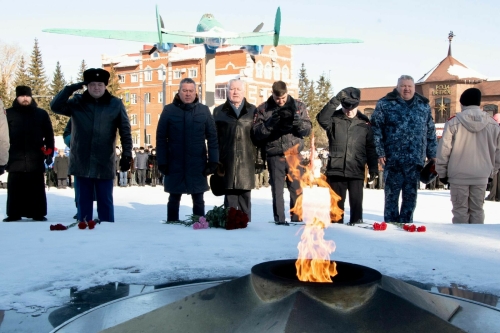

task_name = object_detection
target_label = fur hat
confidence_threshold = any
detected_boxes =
[460,88,481,107]
[16,86,32,97]
[83,68,110,86]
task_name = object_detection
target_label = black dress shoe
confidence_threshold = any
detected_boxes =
[32,217,47,221]
[73,214,78,219]
[3,216,21,222]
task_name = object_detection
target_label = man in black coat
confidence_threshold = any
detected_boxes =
[3,86,54,221]
[317,87,378,224]
[213,79,259,220]
[51,68,132,222]
[252,81,312,224]
[156,78,219,222]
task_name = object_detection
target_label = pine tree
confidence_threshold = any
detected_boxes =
[0,76,10,107]
[77,59,87,82]
[312,75,332,148]
[107,64,121,96]
[298,63,309,102]
[13,56,30,88]
[48,61,67,135]
[27,39,50,111]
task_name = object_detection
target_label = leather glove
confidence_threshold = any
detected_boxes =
[292,112,301,128]
[158,164,168,175]
[45,155,53,166]
[335,90,348,102]
[119,156,132,172]
[204,162,219,176]
[68,82,87,92]
[367,172,378,184]
[439,177,448,185]
[265,109,281,129]
[0,165,5,175]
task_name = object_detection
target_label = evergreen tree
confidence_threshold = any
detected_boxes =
[312,75,332,148]
[107,64,121,96]
[13,56,30,88]
[27,39,50,111]
[77,59,87,82]
[0,76,10,107]
[298,63,309,102]
[48,61,67,135]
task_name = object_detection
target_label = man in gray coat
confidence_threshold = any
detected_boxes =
[134,147,149,186]
[156,78,218,222]
[436,88,500,224]
[51,68,132,222]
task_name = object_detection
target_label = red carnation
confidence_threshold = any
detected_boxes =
[78,221,87,230]
[417,226,426,232]
[50,224,55,231]
[403,224,409,231]
[408,224,417,232]
[380,222,387,230]
[373,222,381,230]
[87,220,96,229]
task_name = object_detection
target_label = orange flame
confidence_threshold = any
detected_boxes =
[285,142,343,283]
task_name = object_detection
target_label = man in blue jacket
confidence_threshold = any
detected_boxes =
[51,68,132,222]
[371,75,437,223]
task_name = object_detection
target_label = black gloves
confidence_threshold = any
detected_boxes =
[367,172,378,184]
[265,109,281,129]
[292,112,301,128]
[45,155,53,166]
[204,162,219,176]
[68,82,87,92]
[158,164,168,175]
[0,165,5,175]
[488,177,493,184]
[119,156,132,172]
[439,177,448,185]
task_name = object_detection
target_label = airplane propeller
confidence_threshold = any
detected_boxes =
[253,22,264,33]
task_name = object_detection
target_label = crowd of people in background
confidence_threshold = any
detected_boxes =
[1,69,499,225]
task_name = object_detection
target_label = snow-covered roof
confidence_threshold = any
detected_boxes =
[101,54,141,68]
[417,55,487,84]
[215,74,240,84]
[168,46,205,62]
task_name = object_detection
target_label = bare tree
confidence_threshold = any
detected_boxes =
[0,40,24,96]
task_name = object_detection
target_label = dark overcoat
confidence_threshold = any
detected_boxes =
[50,88,132,180]
[213,99,257,190]
[156,95,218,194]
[53,155,70,179]
[6,99,54,173]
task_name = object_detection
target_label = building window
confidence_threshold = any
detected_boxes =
[188,69,198,78]
[282,66,290,81]
[215,84,227,100]
[130,114,137,125]
[131,74,138,82]
[273,64,281,80]
[158,92,163,104]
[158,67,165,80]
[255,62,263,78]
[364,108,374,119]
[145,134,151,145]
[484,104,498,117]
[151,52,159,58]
[132,134,139,145]
[144,67,152,81]
[131,94,137,104]
[145,93,151,103]
[118,74,125,83]
[434,97,450,123]
[264,63,272,79]
[124,92,130,104]
[146,113,151,125]
[173,70,181,79]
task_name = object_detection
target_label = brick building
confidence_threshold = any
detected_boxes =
[102,45,297,147]
[358,37,500,125]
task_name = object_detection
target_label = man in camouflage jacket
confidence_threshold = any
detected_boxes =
[371,75,437,223]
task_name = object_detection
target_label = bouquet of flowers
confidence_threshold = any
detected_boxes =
[165,205,249,230]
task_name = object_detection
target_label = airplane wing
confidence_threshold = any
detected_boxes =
[225,35,363,46]
[42,29,194,44]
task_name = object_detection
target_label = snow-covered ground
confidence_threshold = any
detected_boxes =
[0,185,499,314]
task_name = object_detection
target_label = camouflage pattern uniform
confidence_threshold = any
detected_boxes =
[371,89,437,222]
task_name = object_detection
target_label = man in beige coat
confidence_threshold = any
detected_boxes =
[0,98,9,175]
[436,88,500,224]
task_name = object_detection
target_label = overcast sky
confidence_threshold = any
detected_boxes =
[1,0,499,92]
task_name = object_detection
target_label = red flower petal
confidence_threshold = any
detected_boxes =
[50,225,55,231]
[417,226,426,232]
[78,222,87,230]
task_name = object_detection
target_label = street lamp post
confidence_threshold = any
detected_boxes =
[144,93,147,147]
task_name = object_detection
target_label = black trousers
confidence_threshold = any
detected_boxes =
[167,192,204,221]
[224,189,251,221]
[327,176,364,223]
[7,172,47,218]
[267,155,303,222]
